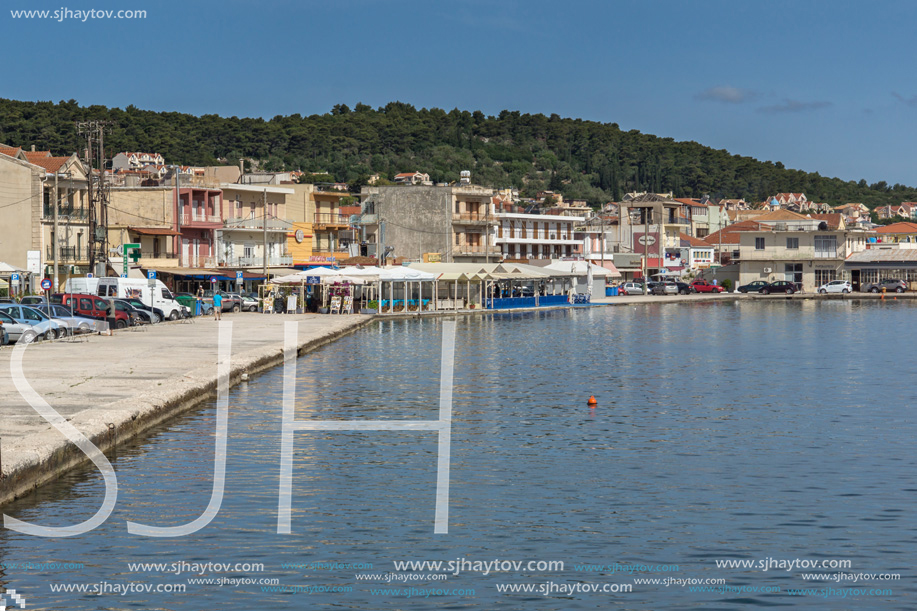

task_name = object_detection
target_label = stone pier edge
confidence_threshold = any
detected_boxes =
[0,316,377,509]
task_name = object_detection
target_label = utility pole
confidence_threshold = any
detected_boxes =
[53,172,59,292]
[174,167,182,266]
[262,188,268,279]
[643,206,649,295]
[76,120,113,276]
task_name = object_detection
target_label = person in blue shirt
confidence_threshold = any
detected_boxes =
[213,292,223,320]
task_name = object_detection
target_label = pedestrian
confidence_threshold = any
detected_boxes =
[105,298,116,336]
[213,291,223,321]
[196,284,204,316]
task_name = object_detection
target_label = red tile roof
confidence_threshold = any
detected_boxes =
[704,220,763,245]
[22,150,51,161]
[807,213,843,230]
[875,222,917,234]
[29,156,71,173]
[679,232,710,247]
[0,146,22,158]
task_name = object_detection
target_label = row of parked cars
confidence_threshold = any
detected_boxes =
[618,279,727,296]
[0,279,263,346]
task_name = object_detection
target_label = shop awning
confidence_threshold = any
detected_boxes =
[130,227,180,236]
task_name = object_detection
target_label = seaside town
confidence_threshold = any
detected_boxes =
[2,145,917,334]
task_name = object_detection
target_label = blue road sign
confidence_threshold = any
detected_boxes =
[120,274,128,279]
[235,271,243,280]
[147,270,156,280]
[40,278,52,290]
[11,273,19,282]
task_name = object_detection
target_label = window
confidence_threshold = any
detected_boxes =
[814,235,837,258]
[815,269,837,285]
[80,298,93,311]
[785,263,803,284]
[755,237,766,250]
[786,237,799,249]
[161,289,173,300]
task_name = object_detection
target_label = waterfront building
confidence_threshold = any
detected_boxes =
[219,184,294,268]
[0,147,90,290]
[359,184,499,263]
[737,211,870,291]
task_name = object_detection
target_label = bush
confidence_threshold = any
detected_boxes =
[722,279,733,292]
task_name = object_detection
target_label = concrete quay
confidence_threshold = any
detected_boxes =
[0,313,374,508]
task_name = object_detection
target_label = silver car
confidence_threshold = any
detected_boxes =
[817,280,852,294]
[621,282,647,295]
[0,304,67,339]
[35,303,98,333]
[0,310,40,343]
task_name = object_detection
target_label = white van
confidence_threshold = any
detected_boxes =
[96,277,184,320]
[64,277,100,296]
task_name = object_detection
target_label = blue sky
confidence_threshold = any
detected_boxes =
[4,0,917,186]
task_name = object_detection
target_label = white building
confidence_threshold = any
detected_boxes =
[492,211,584,260]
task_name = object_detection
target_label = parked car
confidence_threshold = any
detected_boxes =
[862,279,907,293]
[241,294,259,312]
[0,310,39,344]
[690,279,725,293]
[651,281,678,295]
[673,282,696,295]
[113,299,149,325]
[760,280,797,295]
[50,294,131,329]
[220,293,243,313]
[818,280,852,294]
[19,296,47,306]
[620,281,646,295]
[34,303,98,333]
[121,298,164,323]
[738,280,769,293]
[0,304,66,339]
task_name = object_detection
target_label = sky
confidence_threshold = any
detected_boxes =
[3,0,917,186]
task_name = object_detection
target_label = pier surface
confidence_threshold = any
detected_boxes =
[0,313,374,507]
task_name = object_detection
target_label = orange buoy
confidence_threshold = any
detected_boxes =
[587,395,598,406]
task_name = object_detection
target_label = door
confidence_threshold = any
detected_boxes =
[193,239,200,267]
[851,269,861,292]
[182,239,190,266]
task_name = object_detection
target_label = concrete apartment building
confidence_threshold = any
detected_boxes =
[0,147,90,291]
[737,211,870,290]
[360,184,498,263]
[493,208,585,260]
[219,183,294,268]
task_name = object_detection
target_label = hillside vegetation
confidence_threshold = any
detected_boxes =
[1,98,913,207]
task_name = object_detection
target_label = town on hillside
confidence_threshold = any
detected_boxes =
[2,145,917,305]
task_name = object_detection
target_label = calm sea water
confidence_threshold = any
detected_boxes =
[2,301,915,609]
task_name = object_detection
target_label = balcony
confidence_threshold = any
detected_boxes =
[46,246,91,262]
[180,212,221,225]
[741,247,843,261]
[358,213,378,225]
[453,244,500,256]
[223,255,293,267]
[43,206,89,221]
[221,217,290,231]
[452,212,492,225]
[313,213,351,229]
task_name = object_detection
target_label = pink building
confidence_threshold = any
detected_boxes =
[174,187,223,267]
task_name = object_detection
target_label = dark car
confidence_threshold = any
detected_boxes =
[862,279,907,293]
[19,296,47,305]
[760,280,796,295]
[738,280,769,293]
[123,298,165,323]
[221,293,243,313]
[673,282,695,295]
[111,299,146,325]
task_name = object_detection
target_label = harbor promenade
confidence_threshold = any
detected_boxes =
[0,313,374,507]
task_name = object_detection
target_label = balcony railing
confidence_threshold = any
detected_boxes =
[180,212,221,225]
[454,244,500,255]
[223,255,293,267]
[452,212,492,224]
[741,247,843,261]
[313,213,351,227]
[46,246,91,262]
[43,206,89,221]
[222,217,290,231]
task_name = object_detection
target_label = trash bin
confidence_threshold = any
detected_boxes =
[605,286,619,296]
[195,300,202,317]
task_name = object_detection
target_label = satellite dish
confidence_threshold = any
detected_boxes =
[116,245,124,256]
[818,221,828,230]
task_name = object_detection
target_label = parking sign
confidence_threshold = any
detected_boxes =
[11,273,19,283]
[235,271,243,281]
[147,270,156,280]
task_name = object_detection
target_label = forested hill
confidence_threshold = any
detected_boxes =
[1,97,913,207]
